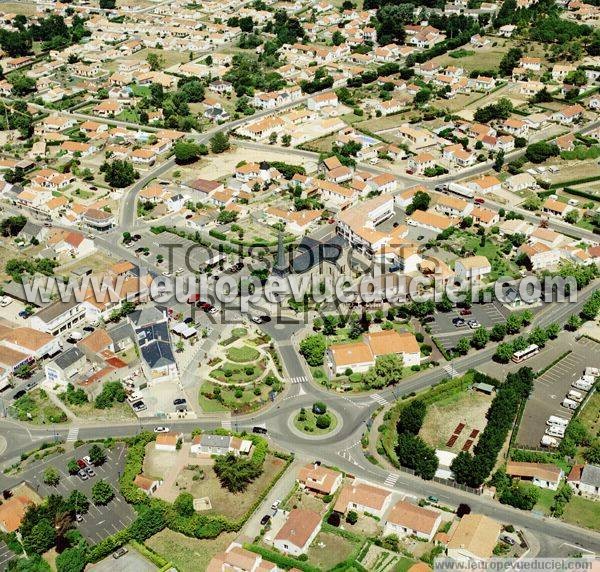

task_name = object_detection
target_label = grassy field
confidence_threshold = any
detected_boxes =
[577,391,600,438]
[1,2,39,15]
[210,360,265,383]
[11,389,67,424]
[306,531,359,570]
[226,345,260,363]
[562,496,600,531]
[146,529,237,572]
[533,488,556,515]
[419,390,492,453]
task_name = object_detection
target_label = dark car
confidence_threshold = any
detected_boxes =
[173,398,187,406]
[252,426,267,434]
[501,535,516,546]
[133,234,141,241]
[83,325,95,333]
[13,390,26,400]
[260,514,271,526]
[452,317,466,327]
[184,317,194,324]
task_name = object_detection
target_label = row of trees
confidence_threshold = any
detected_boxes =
[450,367,535,487]
[395,399,439,480]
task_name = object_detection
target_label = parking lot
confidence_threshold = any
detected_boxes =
[516,336,599,449]
[8,442,136,544]
[89,549,158,572]
[429,302,510,351]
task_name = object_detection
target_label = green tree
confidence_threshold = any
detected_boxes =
[364,353,403,388]
[89,444,107,466]
[346,510,358,524]
[174,141,207,164]
[146,52,165,71]
[173,492,195,517]
[470,328,490,349]
[455,337,470,355]
[490,323,507,342]
[23,518,56,555]
[566,314,582,331]
[91,480,115,505]
[299,334,327,366]
[210,131,230,154]
[405,191,431,215]
[56,540,87,572]
[99,0,116,7]
[43,466,60,486]
[67,459,80,475]
[66,490,89,515]
[213,453,262,492]
[100,160,138,188]
[493,342,514,363]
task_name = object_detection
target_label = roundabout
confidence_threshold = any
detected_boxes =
[287,403,343,440]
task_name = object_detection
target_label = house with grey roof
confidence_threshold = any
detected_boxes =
[19,221,48,244]
[568,464,600,498]
[44,346,86,390]
[129,305,177,384]
[190,434,253,456]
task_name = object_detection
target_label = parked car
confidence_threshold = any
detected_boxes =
[452,317,465,327]
[112,548,128,559]
[173,398,186,406]
[459,309,472,316]
[260,514,271,526]
[78,470,88,481]
[77,459,87,469]
[13,390,25,400]
[75,514,83,522]
[467,320,480,329]
[252,426,267,434]
[271,500,281,511]
[85,467,95,477]
[83,456,92,465]
[501,535,515,546]
[154,426,170,433]
[427,495,438,503]
[251,316,264,324]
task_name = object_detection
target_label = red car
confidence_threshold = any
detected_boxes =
[459,309,472,316]
[187,293,200,304]
[76,459,87,469]
[474,197,484,205]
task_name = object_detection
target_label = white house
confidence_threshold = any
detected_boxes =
[454,255,492,282]
[383,500,441,541]
[273,509,321,556]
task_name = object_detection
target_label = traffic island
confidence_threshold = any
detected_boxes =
[288,402,343,439]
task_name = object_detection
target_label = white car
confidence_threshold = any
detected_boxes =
[467,320,480,329]
[162,271,172,277]
[83,455,92,465]
[154,426,170,433]
[271,499,281,510]
[208,307,219,314]
[0,297,12,307]
[124,242,133,248]
[175,267,184,275]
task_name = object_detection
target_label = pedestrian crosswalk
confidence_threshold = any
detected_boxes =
[371,393,389,406]
[384,473,399,487]
[290,376,308,384]
[221,419,232,429]
[443,364,459,378]
[66,427,79,443]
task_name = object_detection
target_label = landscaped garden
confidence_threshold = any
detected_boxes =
[293,402,338,435]
[11,389,67,424]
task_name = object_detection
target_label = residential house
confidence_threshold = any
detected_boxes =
[333,481,393,518]
[298,463,342,495]
[155,432,180,452]
[567,464,600,499]
[454,255,491,282]
[133,474,162,496]
[191,434,252,456]
[446,514,501,561]
[30,299,86,336]
[273,509,321,557]
[505,461,563,490]
[384,501,441,541]
[44,346,87,390]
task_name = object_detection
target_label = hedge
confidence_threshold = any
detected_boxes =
[549,175,600,189]
[129,540,171,569]
[209,229,227,240]
[561,186,599,202]
[244,544,321,572]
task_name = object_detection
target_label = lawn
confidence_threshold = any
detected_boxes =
[180,455,285,520]
[12,389,67,424]
[419,389,492,452]
[146,529,237,572]
[294,408,338,435]
[533,488,556,515]
[210,360,265,383]
[306,531,359,570]
[562,496,600,531]
[578,391,600,438]
[199,380,276,414]
[226,345,260,363]
[198,393,228,413]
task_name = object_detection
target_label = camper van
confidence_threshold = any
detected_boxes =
[567,390,583,403]
[541,435,560,448]
[546,416,569,428]
[572,378,593,391]
[562,398,578,410]
[546,425,565,438]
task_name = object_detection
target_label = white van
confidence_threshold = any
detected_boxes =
[127,392,142,403]
[584,367,599,377]
[567,390,583,403]
[572,378,593,391]
[546,425,565,438]
[541,435,560,448]
[562,398,578,410]
[547,416,569,428]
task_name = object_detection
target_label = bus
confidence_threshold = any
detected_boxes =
[512,344,539,363]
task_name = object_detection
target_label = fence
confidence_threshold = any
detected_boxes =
[390,463,483,495]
